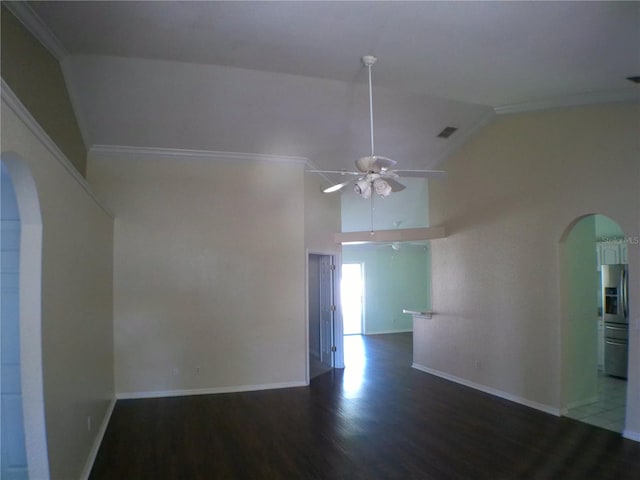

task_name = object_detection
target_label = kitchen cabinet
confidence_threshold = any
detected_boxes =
[620,243,628,264]
[596,241,628,269]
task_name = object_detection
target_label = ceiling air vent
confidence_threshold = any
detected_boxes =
[437,126,458,139]
[627,76,640,84]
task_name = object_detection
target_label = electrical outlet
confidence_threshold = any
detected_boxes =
[195,366,201,375]
[172,368,180,376]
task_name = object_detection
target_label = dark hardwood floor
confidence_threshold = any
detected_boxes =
[90,333,640,479]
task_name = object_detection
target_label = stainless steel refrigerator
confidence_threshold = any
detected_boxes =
[602,264,629,378]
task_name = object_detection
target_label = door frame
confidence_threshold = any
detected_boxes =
[305,250,344,384]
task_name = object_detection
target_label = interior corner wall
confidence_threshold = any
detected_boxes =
[1,5,87,176]
[87,153,307,396]
[304,173,341,255]
[419,103,640,420]
[2,101,114,479]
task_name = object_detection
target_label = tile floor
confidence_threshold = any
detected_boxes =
[566,372,627,433]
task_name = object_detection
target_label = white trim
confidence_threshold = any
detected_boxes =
[116,381,307,400]
[336,225,446,244]
[412,362,561,416]
[79,398,116,480]
[1,80,113,218]
[3,1,68,61]
[494,89,639,115]
[623,429,640,443]
[89,144,310,165]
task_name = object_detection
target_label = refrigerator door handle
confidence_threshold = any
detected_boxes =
[622,267,628,319]
[605,324,627,331]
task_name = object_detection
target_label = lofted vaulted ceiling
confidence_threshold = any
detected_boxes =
[9,1,640,173]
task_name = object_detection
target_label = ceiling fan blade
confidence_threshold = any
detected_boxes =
[384,178,406,192]
[307,170,360,175]
[355,155,397,173]
[323,179,355,193]
[393,169,447,178]
[372,156,397,171]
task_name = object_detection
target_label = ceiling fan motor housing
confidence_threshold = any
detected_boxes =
[362,55,377,67]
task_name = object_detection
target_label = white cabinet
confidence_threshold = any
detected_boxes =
[596,241,628,269]
[600,243,621,265]
[620,243,628,264]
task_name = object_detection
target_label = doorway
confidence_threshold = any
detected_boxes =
[1,162,28,478]
[1,156,49,478]
[341,263,364,335]
[308,253,336,379]
[561,214,628,433]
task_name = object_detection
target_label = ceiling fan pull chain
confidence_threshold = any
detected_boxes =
[370,192,374,234]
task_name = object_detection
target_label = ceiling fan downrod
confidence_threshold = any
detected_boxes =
[362,55,377,158]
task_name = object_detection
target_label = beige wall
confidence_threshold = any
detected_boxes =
[2,100,114,479]
[304,173,341,255]
[1,5,87,175]
[88,152,313,395]
[418,103,639,435]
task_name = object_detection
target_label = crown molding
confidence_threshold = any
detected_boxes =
[89,144,310,165]
[1,79,113,218]
[3,1,68,61]
[494,88,640,115]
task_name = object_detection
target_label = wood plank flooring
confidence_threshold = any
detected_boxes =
[90,333,640,479]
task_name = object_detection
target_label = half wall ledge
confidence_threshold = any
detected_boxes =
[335,225,446,245]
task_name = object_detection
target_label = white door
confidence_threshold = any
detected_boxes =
[319,255,335,368]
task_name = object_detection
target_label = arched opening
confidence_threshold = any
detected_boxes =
[1,154,49,478]
[560,213,629,433]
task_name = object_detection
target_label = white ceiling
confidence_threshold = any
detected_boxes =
[11,1,640,172]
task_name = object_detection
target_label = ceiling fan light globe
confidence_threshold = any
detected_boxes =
[373,178,392,197]
[354,180,371,198]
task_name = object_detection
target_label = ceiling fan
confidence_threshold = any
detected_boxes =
[308,55,446,198]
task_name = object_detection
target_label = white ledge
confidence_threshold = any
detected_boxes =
[336,225,446,244]
[403,309,434,319]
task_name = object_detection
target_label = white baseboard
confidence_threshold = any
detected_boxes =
[80,397,116,480]
[412,363,561,416]
[116,380,307,400]
[623,429,640,442]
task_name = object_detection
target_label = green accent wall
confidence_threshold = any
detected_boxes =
[563,215,598,407]
[1,6,86,175]
[343,243,431,334]
[595,214,624,241]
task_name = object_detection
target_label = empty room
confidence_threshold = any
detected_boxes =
[1,1,640,479]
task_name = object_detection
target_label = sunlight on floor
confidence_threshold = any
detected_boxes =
[343,335,366,398]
